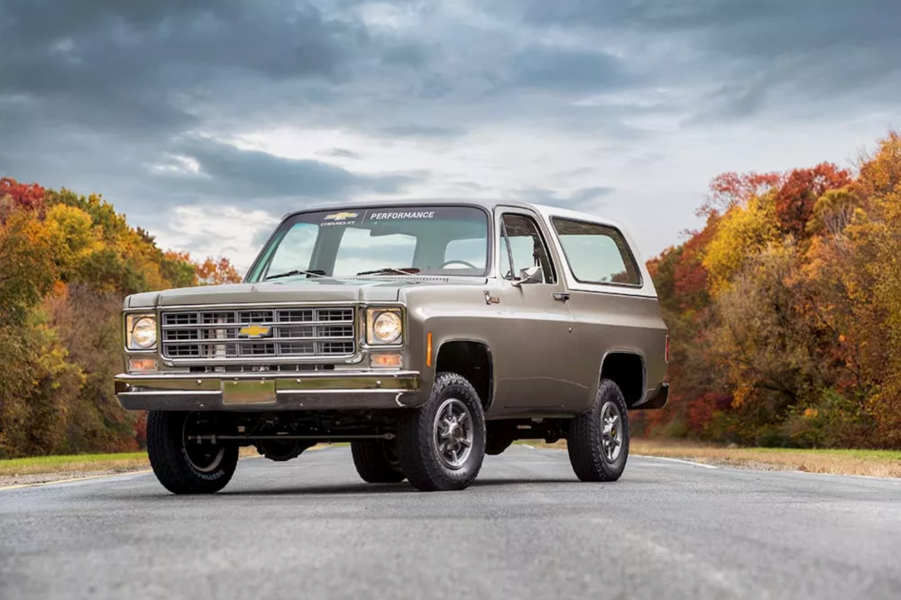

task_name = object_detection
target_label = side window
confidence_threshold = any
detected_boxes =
[500,213,556,284]
[552,218,641,286]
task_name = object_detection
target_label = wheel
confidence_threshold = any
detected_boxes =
[351,440,406,483]
[397,372,486,491]
[567,379,630,482]
[146,411,239,494]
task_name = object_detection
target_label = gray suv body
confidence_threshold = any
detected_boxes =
[116,200,668,492]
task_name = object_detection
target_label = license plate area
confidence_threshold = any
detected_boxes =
[222,379,277,405]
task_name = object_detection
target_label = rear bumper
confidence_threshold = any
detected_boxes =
[114,371,423,412]
[631,382,669,410]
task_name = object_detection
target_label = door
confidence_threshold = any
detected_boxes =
[492,209,581,414]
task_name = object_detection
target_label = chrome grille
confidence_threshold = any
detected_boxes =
[161,307,356,360]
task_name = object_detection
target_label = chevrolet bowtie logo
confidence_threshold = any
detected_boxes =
[238,325,272,339]
[324,211,359,221]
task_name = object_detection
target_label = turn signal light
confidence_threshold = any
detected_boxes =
[371,353,403,368]
[128,358,158,373]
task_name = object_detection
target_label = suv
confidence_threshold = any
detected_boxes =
[116,201,668,493]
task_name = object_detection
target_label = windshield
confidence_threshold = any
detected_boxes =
[248,205,490,281]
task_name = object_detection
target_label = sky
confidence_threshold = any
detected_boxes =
[2,0,900,270]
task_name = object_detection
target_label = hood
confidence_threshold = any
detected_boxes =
[124,276,485,309]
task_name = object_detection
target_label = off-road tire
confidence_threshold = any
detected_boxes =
[147,411,238,494]
[567,379,630,482]
[397,372,486,491]
[351,440,406,483]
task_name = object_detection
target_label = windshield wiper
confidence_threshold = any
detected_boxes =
[355,267,421,276]
[265,269,327,281]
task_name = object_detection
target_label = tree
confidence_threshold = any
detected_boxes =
[702,194,779,295]
[195,256,242,285]
[698,171,783,217]
[773,163,851,238]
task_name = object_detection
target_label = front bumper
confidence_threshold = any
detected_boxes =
[115,371,423,412]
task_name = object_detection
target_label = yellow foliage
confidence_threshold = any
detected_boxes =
[702,194,779,295]
[45,204,104,271]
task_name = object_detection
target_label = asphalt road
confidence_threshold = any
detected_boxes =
[1,446,900,600]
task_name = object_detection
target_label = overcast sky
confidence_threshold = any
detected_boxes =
[2,0,899,269]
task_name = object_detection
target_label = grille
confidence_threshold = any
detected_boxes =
[160,307,356,360]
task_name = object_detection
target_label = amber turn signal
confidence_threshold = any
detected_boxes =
[370,353,403,368]
[128,358,158,373]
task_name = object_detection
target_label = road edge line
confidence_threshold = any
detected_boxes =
[0,469,154,491]
[634,454,719,469]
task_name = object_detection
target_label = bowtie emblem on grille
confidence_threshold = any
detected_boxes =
[238,325,273,339]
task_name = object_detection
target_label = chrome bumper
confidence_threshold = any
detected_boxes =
[114,371,423,412]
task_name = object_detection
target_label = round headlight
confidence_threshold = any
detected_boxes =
[372,311,402,344]
[132,317,157,349]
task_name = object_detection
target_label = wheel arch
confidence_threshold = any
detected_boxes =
[598,350,647,409]
[434,338,494,410]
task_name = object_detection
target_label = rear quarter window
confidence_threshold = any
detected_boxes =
[551,218,642,286]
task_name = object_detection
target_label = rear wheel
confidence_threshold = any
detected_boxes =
[567,379,630,482]
[351,440,406,483]
[397,372,486,491]
[147,411,238,494]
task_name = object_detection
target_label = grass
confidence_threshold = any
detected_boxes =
[522,439,901,478]
[630,439,901,478]
[0,447,263,479]
[0,452,150,477]
[4,440,899,480]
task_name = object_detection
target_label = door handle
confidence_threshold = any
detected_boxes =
[552,292,570,302]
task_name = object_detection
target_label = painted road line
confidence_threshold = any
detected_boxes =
[0,454,267,492]
[0,469,154,491]
[634,454,719,469]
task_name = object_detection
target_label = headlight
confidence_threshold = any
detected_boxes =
[366,308,403,345]
[126,314,157,350]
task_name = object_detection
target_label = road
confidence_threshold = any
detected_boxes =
[1,446,900,600]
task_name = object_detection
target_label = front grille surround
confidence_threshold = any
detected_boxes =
[160,306,357,361]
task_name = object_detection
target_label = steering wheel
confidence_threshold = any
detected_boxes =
[441,259,478,269]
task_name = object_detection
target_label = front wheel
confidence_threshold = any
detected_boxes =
[146,411,239,494]
[397,372,486,491]
[567,379,630,482]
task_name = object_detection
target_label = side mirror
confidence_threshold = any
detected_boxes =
[512,266,543,287]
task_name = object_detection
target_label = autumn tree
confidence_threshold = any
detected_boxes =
[0,178,245,457]
[773,163,851,238]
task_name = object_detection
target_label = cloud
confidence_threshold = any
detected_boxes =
[320,148,363,160]
[515,186,616,208]
[1,0,900,265]
[154,137,415,203]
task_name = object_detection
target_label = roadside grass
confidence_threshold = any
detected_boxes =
[520,439,901,478]
[0,452,149,477]
[630,439,901,478]
[0,447,263,479]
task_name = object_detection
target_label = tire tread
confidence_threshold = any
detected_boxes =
[567,379,630,482]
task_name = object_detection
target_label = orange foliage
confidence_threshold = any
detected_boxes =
[0,177,244,457]
[196,256,242,285]
[646,133,901,449]
[773,163,851,238]
[0,177,46,212]
[699,171,783,217]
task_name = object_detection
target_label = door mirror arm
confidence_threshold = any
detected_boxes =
[511,266,543,287]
